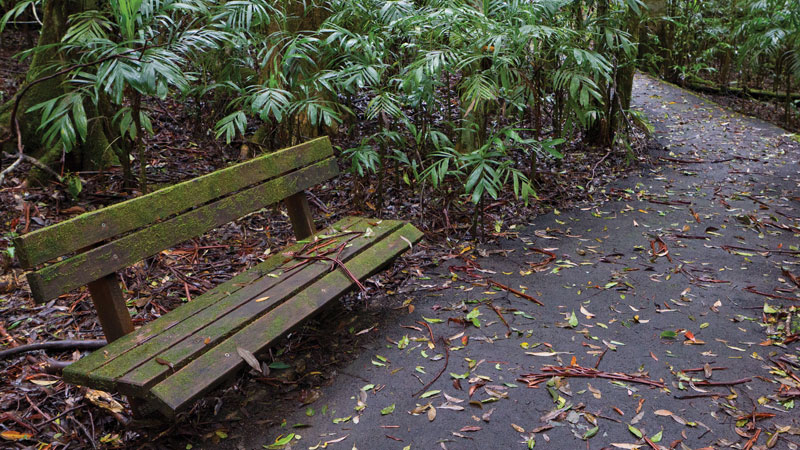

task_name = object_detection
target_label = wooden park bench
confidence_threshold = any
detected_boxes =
[12,136,422,417]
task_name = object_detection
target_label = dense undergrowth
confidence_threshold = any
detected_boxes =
[0,0,649,239]
[640,0,800,128]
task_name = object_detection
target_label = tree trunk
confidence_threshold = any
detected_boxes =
[0,0,118,182]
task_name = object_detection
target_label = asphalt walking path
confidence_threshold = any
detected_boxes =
[224,75,800,450]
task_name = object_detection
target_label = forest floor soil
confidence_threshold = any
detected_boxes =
[213,74,800,450]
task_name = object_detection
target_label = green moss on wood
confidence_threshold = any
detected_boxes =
[26,157,338,302]
[114,220,403,393]
[14,136,335,269]
[65,216,363,382]
[148,223,422,413]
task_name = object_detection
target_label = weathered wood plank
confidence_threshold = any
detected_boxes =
[284,192,315,240]
[113,220,405,395]
[87,273,134,342]
[13,137,335,269]
[63,216,363,388]
[149,224,423,415]
[27,158,338,303]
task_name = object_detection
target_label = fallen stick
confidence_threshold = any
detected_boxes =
[520,365,666,389]
[744,286,798,301]
[693,378,751,386]
[0,340,107,359]
[42,357,71,374]
[681,366,728,373]
[659,156,758,164]
[674,393,724,399]
[526,248,556,270]
[488,302,511,337]
[417,320,436,346]
[644,436,660,450]
[722,244,800,255]
[743,428,761,450]
[594,348,608,369]
[736,412,775,421]
[487,279,543,306]
[413,337,449,397]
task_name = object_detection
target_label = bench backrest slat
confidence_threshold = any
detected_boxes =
[15,137,338,303]
[14,137,334,269]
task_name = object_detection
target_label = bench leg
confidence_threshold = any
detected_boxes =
[87,273,134,343]
[284,191,316,240]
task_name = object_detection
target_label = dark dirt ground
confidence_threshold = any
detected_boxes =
[202,74,800,450]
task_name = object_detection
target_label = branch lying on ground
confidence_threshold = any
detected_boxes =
[1,151,63,185]
[412,337,449,397]
[520,364,667,389]
[487,279,543,306]
[0,339,107,359]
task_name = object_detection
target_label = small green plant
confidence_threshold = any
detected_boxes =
[63,173,83,201]
[2,231,18,260]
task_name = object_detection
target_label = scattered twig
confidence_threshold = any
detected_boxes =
[526,248,556,271]
[744,286,798,301]
[650,236,672,262]
[674,393,724,399]
[1,151,63,184]
[594,348,608,369]
[0,340,107,359]
[647,198,691,206]
[722,244,800,255]
[487,302,511,337]
[644,436,660,450]
[520,365,666,389]
[416,320,436,346]
[589,150,612,183]
[0,412,38,434]
[735,412,775,422]
[487,279,543,306]
[693,378,751,386]
[658,155,758,164]
[412,337,449,397]
[743,428,761,450]
[34,405,86,431]
[681,366,727,373]
[42,357,71,374]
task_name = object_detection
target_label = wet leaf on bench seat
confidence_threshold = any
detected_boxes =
[236,346,262,374]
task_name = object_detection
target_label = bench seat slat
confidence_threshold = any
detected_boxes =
[149,223,423,415]
[28,157,338,303]
[63,216,363,388]
[87,220,404,393]
[14,137,334,269]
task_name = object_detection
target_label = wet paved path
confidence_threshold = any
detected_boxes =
[224,75,800,449]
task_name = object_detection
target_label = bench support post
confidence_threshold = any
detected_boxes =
[284,191,315,240]
[87,273,134,342]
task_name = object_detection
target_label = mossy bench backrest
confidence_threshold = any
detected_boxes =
[13,137,337,339]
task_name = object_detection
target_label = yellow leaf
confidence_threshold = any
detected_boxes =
[1,431,33,441]
[85,388,124,414]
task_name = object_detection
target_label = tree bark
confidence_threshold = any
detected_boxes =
[0,0,117,182]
